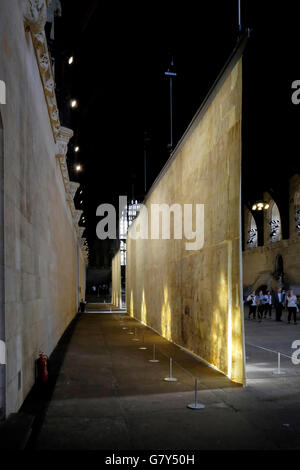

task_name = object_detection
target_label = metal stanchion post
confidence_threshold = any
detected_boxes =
[164,357,177,382]
[138,333,147,350]
[132,327,139,341]
[187,378,205,409]
[273,352,286,375]
[149,344,159,363]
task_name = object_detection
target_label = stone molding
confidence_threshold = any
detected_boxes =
[23,0,50,34]
[23,1,88,263]
[78,227,85,238]
[55,128,74,199]
[73,209,83,225]
[23,0,60,140]
[55,126,88,262]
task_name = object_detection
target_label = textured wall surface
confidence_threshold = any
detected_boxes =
[243,239,300,289]
[126,58,245,384]
[112,252,121,307]
[243,174,300,290]
[79,250,86,303]
[0,2,83,415]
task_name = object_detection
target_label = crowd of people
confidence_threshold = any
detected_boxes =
[246,287,300,324]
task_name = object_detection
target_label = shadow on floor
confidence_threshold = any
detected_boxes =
[19,314,80,449]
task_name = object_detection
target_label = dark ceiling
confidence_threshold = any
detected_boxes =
[53,1,300,264]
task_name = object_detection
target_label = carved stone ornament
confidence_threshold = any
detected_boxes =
[24,0,60,140]
[23,0,49,35]
[80,238,86,247]
[69,182,80,200]
[32,32,45,49]
[39,53,49,72]
[56,127,73,158]
[44,79,54,96]
[78,227,85,238]
[73,210,83,225]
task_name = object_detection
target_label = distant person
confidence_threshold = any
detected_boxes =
[264,290,273,318]
[274,287,285,322]
[247,291,257,320]
[257,290,265,322]
[286,289,298,324]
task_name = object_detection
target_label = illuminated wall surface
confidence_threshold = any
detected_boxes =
[0,1,87,415]
[126,57,245,384]
[112,252,121,307]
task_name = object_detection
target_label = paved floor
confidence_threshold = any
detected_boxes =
[244,304,300,379]
[14,307,300,450]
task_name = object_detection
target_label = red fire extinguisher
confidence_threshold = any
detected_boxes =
[36,352,48,385]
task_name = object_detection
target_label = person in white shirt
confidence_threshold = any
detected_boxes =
[263,290,273,318]
[286,289,298,324]
[257,290,265,322]
[247,290,257,320]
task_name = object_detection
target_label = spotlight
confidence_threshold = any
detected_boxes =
[75,164,82,172]
[75,146,79,152]
[70,99,78,109]
[68,56,74,65]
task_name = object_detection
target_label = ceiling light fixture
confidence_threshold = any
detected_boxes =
[70,99,78,108]
[252,201,269,211]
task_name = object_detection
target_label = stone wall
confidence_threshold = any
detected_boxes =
[126,55,245,384]
[112,252,121,308]
[243,239,300,291]
[243,174,300,292]
[0,1,87,416]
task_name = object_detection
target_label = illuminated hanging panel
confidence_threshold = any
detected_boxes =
[126,46,246,384]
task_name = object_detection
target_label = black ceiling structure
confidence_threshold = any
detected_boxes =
[51,1,300,265]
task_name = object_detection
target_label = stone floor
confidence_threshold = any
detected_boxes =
[2,305,300,450]
[244,304,300,379]
[3,306,299,450]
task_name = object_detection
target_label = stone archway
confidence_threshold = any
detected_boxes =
[0,112,5,419]
[270,202,281,242]
[245,210,258,249]
[264,199,282,244]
